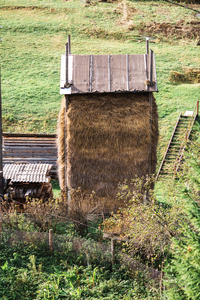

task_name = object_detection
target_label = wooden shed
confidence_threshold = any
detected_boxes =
[3,163,53,201]
[57,39,158,211]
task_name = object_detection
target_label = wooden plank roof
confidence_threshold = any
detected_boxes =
[60,53,157,95]
[2,134,57,167]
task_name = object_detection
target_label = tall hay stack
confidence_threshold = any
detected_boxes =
[57,92,158,210]
[57,50,158,211]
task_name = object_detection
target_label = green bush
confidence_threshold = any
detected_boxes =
[165,198,200,299]
[164,138,200,299]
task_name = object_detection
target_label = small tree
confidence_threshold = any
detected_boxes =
[103,176,182,264]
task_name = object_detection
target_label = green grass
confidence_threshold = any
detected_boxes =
[0,214,158,299]
[1,0,199,138]
[0,3,199,297]
[0,0,199,191]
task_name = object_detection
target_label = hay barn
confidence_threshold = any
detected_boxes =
[57,40,158,210]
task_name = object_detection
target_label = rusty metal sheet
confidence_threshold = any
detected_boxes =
[3,163,52,183]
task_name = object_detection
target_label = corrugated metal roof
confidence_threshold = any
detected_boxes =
[60,54,157,95]
[3,163,52,183]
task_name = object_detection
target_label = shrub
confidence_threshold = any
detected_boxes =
[103,176,183,264]
[164,138,200,299]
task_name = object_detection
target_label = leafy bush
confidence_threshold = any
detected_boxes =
[165,198,200,300]
[103,176,183,264]
[164,138,200,299]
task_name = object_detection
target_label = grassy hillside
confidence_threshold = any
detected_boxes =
[0,2,200,298]
[0,0,199,161]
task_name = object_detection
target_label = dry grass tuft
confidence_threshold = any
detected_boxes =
[137,19,200,41]
[169,68,200,84]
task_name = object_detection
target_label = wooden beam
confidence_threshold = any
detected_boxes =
[49,229,53,251]
[65,43,68,88]
[111,238,115,266]
[148,92,153,176]
[0,68,3,197]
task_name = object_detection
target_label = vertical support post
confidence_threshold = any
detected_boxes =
[65,43,68,88]
[49,229,53,252]
[0,68,3,198]
[64,95,71,211]
[111,238,115,266]
[150,49,153,86]
[148,92,153,176]
[68,35,71,55]
[146,37,149,54]
[144,54,148,91]
[159,261,164,296]
[0,221,2,244]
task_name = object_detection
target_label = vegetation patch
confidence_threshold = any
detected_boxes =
[81,26,126,40]
[169,67,200,84]
[137,19,200,41]
[0,5,71,13]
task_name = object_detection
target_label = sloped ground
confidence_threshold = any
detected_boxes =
[138,19,200,41]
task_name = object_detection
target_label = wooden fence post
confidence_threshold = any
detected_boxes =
[111,238,115,266]
[0,69,3,198]
[49,229,53,252]
[0,221,2,244]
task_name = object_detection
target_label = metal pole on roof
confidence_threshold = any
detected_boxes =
[0,67,3,198]
[150,49,154,85]
[65,43,68,88]
[146,37,149,55]
[68,35,71,55]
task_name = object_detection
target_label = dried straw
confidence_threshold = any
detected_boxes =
[57,92,158,208]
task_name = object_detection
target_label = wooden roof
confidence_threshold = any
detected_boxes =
[60,53,157,95]
[3,163,52,183]
[2,133,57,167]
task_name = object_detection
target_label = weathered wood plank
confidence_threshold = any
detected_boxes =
[129,55,146,91]
[72,55,90,93]
[110,55,127,91]
[92,55,109,92]
[2,134,58,168]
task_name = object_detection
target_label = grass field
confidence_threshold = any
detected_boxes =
[0,2,200,298]
[1,1,199,147]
